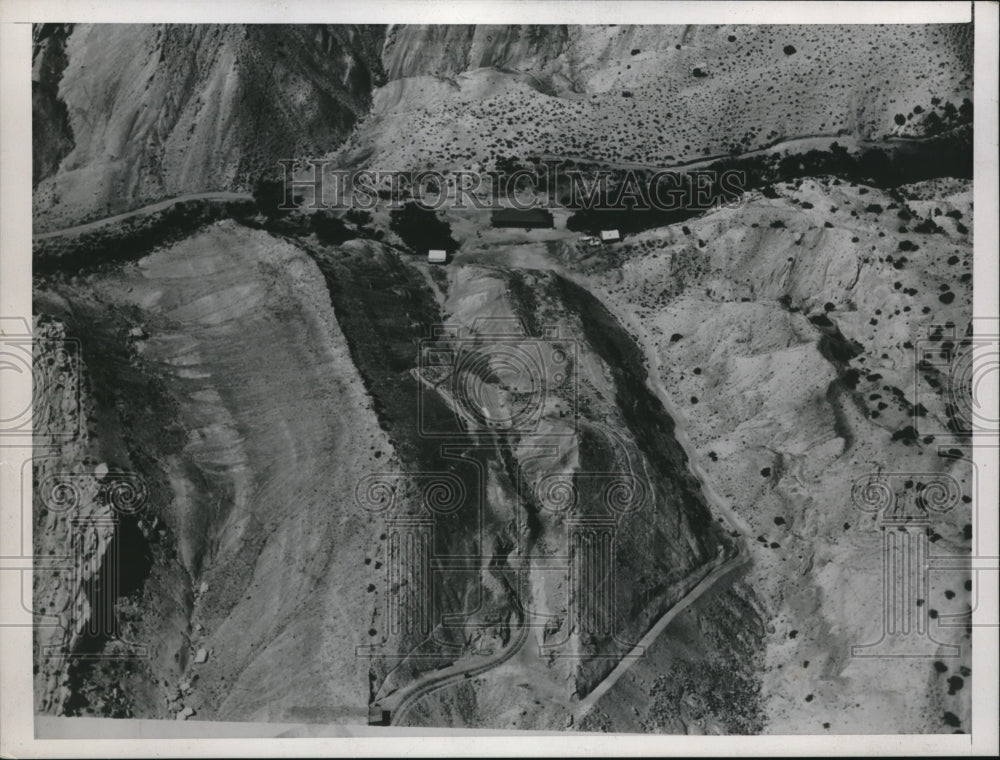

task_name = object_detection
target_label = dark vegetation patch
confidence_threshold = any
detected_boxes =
[34,199,257,275]
[389,202,458,252]
[563,131,970,237]
[309,210,356,245]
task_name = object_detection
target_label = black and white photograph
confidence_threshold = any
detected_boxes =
[1,1,997,755]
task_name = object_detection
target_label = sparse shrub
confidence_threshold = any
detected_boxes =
[891,425,920,445]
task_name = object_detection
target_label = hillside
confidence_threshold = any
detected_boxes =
[341,24,971,174]
[562,175,974,733]
[33,24,972,229]
[32,23,385,232]
[30,21,975,735]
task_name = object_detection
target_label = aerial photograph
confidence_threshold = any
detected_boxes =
[28,19,977,735]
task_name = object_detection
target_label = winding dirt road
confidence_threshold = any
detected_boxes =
[371,256,755,727]
[375,617,532,726]
[34,192,253,240]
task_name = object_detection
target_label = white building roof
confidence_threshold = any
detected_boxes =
[427,249,447,263]
[600,229,621,241]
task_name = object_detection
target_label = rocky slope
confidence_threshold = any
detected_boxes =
[34,222,395,721]
[31,22,975,734]
[32,220,744,725]
[567,175,974,733]
[32,24,385,232]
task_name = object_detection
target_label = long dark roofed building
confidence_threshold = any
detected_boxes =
[490,208,554,229]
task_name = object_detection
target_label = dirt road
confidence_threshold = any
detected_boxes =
[34,192,253,240]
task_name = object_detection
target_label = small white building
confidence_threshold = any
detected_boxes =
[600,229,621,243]
[427,249,447,264]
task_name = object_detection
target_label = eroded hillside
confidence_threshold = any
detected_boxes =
[33,219,748,726]
[31,21,976,735]
[561,176,975,733]
[32,24,385,231]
